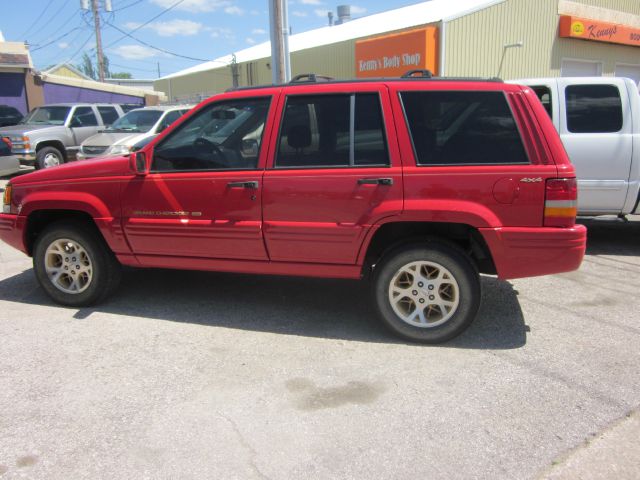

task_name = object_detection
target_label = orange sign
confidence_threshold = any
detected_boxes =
[559,15,640,47]
[355,27,439,78]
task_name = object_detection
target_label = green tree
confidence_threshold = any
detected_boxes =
[110,72,133,79]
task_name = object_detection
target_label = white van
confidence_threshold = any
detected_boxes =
[512,77,640,217]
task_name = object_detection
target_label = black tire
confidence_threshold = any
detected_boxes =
[33,222,122,307]
[36,146,64,169]
[372,241,481,343]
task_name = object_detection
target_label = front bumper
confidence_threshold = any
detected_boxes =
[14,151,36,166]
[480,225,587,280]
[0,214,28,254]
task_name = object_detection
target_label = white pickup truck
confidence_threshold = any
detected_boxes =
[512,77,640,217]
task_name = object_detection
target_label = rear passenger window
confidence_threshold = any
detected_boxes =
[531,86,553,118]
[565,85,623,133]
[276,93,389,168]
[97,106,119,126]
[400,91,529,165]
[70,107,98,127]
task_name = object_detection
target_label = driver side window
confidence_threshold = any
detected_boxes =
[152,97,271,172]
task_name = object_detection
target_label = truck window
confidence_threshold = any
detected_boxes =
[565,85,623,133]
[276,93,389,168]
[531,86,553,118]
[70,107,98,127]
[400,91,529,165]
[97,106,119,126]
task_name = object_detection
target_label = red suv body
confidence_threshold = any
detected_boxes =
[0,77,586,342]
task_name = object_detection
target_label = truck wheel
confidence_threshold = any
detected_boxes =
[33,222,122,307]
[36,146,64,169]
[372,242,481,343]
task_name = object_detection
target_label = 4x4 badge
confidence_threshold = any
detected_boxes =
[520,177,543,183]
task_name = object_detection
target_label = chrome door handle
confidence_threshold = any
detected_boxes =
[358,178,393,186]
[227,181,259,189]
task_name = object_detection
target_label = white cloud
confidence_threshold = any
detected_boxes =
[112,45,160,60]
[251,28,266,35]
[351,5,367,14]
[208,27,233,39]
[148,19,203,36]
[300,0,323,4]
[291,10,308,17]
[150,0,231,13]
[224,5,244,15]
[314,8,329,17]
[124,21,142,30]
[58,42,69,49]
[246,37,256,45]
[249,9,260,15]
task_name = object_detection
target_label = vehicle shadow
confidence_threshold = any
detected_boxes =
[0,268,527,349]
[580,216,640,256]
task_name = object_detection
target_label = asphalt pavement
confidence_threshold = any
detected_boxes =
[0,175,638,479]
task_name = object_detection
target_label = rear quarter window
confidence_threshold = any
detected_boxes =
[400,90,529,165]
[565,84,623,133]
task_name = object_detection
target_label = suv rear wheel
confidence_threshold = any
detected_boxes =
[36,146,64,169]
[373,242,481,343]
[33,222,122,306]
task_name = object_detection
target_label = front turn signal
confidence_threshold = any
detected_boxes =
[2,184,12,214]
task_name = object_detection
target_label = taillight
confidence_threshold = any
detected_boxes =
[544,178,577,227]
[1,137,11,149]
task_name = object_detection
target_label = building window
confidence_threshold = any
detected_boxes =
[565,85,623,133]
[561,59,602,77]
[400,90,529,166]
[275,93,389,168]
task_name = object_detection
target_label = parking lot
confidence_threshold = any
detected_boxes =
[0,175,638,480]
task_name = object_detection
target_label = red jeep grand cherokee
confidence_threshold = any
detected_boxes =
[0,73,586,343]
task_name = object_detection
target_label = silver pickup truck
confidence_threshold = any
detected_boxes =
[0,103,126,169]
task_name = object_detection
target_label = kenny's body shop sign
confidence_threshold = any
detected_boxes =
[355,27,439,78]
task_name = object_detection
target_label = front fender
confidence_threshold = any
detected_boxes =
[19,191,112,218]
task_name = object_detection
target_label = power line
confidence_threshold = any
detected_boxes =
[20,0,58,39]
[31,27,83,52]
[27,0,75,45]
[105,21,218,63]
[112,0,144,12]
[104,0,187,49]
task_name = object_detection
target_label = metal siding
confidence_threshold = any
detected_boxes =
[0,72,27,114]
[446,0,640,80]
[42,82,144,105]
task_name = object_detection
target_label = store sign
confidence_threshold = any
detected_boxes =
[559,15,640,47]
[355,27,439,78]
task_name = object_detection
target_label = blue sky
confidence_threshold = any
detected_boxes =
[1,0,420,78]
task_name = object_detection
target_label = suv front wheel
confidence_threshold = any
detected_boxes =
[373,242,481,343]
[36,146,64,169]
[33,222,122,306]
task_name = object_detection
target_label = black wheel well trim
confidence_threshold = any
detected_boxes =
[35,141,67,156]
[361,221,496,277]
[25,209,103,256]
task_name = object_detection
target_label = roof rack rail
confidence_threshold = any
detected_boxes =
[290,73,334,84]
[401,69,433,79]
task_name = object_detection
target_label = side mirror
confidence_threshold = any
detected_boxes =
[130,151,149,175]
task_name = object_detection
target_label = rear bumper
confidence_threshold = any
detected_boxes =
[0,214,28,254]
[480,225,587,280]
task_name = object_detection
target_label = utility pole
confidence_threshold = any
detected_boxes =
[157,62,161,78]
[91,0,106,81]
[268,0,290,84]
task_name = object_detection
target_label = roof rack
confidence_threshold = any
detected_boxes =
[289,73,335,84]
[224,72,503,92]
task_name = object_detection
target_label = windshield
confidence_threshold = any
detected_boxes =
[21,106,71,125]
[106,110,163,133]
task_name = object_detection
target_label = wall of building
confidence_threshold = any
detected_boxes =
[42,82,144,105]
[444,0,640,80]
[0,71,27,113]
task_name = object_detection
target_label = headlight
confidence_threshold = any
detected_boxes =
[2,184,12,214]
[109,145,132,156]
